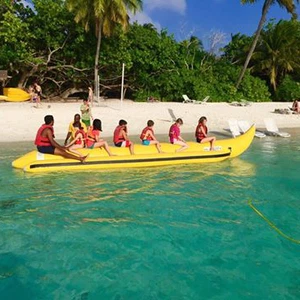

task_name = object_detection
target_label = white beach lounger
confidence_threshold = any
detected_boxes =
[228,119,241,138]
[264,118,291,138]
[229,99,252,107]
[194,96,210,104]
[182,94,195,103]
[238,120,266,138]
[240,99,252,106]
[182,94,210,104]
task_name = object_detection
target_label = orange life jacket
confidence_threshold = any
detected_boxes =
[34,124,54,146]
[195,124,207,140]
[140,127,154,141]
[86,126,97,143]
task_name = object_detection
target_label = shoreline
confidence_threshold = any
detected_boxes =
[0,100,299,143]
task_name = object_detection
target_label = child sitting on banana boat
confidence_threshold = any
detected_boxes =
[195,116,216,151]
[113,119,135,155]
[169,118,189,152]
[86,119,114,156]
[140,120,162,153]
[65,124,86,158]
[64,114,87,146]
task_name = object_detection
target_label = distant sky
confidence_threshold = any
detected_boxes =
[131,0,300,47]
[22,0,300,47]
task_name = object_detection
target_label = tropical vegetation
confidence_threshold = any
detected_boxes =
[236,0,300,88]
[0,0,299,102]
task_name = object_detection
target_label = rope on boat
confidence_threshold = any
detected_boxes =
[248,199,300,245]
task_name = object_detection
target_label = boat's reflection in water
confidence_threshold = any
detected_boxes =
[177,158,256,178]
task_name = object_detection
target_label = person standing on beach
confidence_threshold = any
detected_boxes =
[113,119,135,155]
[33,82,42,107]
[80,99,92,127]
[292,99,300,114]
[195,116,216,150]
[140,120,162,153]
[28,84,35,103]
[169,118,188,152]
[88,86,94,105]
[35,115,87,162]
[64,114,87,145]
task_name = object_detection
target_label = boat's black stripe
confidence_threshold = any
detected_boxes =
[29,152,231,169]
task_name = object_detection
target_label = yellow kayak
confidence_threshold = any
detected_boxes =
[12,125,255,173]
[0,95,8,101]
[3,88,30,102]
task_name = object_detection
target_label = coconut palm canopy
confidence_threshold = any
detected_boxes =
[66,0,142,102]
[236,0,300,88]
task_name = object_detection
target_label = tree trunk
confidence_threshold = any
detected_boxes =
[236,0,272,89]
[18,65,39,88]
[94,19,103,105]
[60,87,86,99]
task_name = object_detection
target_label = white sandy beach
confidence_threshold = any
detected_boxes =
[0,100,299,142]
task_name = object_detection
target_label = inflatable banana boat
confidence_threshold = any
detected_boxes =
[12,126,255,173]
[3,88,30,102]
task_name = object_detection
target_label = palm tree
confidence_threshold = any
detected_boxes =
[236,0,299,89]
[66,0,142,102]
[251,20,300,91]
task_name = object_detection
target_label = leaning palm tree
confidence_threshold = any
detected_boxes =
[236,0,299,89]
[66,0,142,102]
[251,20,300,91]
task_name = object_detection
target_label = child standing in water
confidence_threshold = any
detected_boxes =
[195,116,216,150]
[140,120,162,153]
[169,118,188,152]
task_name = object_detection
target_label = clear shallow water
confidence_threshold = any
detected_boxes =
[0,135,299,300]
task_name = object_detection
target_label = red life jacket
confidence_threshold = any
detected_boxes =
[74,129,86,145]
[195,124,207,140]
[169,124,180,142]
[34,124,54,146]
[113,126,125,144]
[140,127,154,141]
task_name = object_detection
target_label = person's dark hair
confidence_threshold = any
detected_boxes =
[74,113,80,120]
[176,118,183,125]
[44,115,54,125]
[93,119,102,131]
[73,122,84,130]
[147,120,154,127]
[119,119,127,126]
[199,116,207,124]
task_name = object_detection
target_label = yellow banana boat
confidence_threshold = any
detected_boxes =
[12,125,255,173]
[3,88,30,102]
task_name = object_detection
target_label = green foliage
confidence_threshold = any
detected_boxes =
[251,20,300,91]
[0,0,292,102]
[276,76,300,101]
[178,61,270,102]
[0,9,34,66]
[222,33,253,64]
[238,73,271,101]
[225,18,300,99]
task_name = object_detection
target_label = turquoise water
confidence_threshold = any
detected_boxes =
[0,134,299,300]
